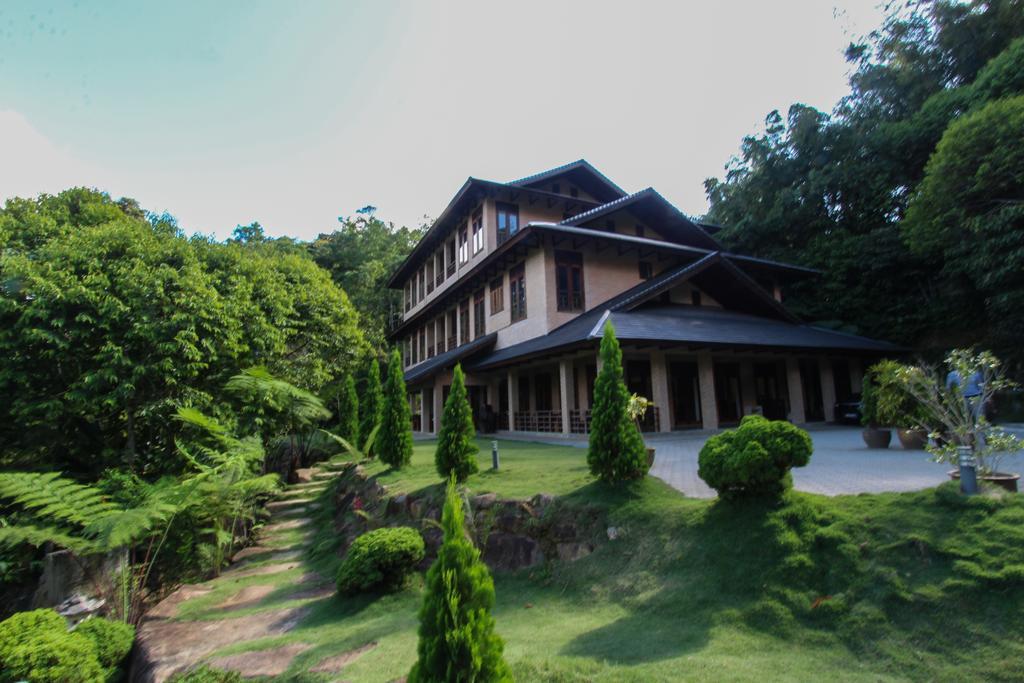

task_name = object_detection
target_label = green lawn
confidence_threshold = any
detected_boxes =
[359,437,596,500]
[197,440,1024,682]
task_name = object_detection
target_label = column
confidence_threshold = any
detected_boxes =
[819,358,836,423]
[420,388,430,433]
[650,350,672,433]
[433,376,444,435]
[697,351,718,431]
[559,359,572,434]
[786,357,806,424]
[507,369,518,432]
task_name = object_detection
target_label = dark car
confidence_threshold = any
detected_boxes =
[834,394,862,425]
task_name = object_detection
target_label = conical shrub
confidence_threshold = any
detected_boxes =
[358,356,383,456]
[587,320,648,482]
[408,477,511,683]
[435,364,479,482]
[378,349,413,469]
[336,373,360,444]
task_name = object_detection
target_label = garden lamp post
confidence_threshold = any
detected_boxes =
[491,440,500,470]
[958,445,978,495]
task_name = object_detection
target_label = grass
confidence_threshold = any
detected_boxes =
[359,437,596,500]
[189,440,1024,682]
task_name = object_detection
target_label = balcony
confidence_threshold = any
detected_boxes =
[513,410,562,433]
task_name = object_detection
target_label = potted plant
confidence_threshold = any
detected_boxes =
[873,359,930,450]
[859,369,892,448]
[895,349,1022,492]
[628,393,656,469]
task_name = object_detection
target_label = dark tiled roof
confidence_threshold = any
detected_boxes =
[509,159,627,201]
[558,187,721,251]
[404,332,496,386]
[604,306,903,352]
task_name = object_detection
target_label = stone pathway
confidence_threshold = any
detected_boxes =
[131,466,357,682]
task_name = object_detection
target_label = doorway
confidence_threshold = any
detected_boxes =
[669,361,702,428]
[714,362,743,425]
[799,359,825,422]
[753,361,788,420]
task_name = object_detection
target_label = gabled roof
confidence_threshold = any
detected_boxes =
[559,187,721,251]
[509,159,627,203]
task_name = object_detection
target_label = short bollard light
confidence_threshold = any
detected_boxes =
[958,445,978,495]
[491,440,500,470]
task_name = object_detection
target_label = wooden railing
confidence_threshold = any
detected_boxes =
[568,407,660,434]
[513,411,562,433]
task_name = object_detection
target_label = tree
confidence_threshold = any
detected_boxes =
[378,349,413,469]
[334,374,360,445]
[0,189,364,475]
[309,213,425,346]
[435,364,479,482]
[359,357,384,458]
[408,477,511,683]
[703,0,1024,366]
[904,95,1024,351]
[587,321,648,483]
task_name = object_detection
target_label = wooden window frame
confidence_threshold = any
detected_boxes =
[459,299,470,345]
[509,262,527,322]
[555,250,584,312]
[489,276,504,314]
[446,239,457,276]
[473,289,486,339]
[496,202,519,245]
[471,209,484,255]
[458,227,469,265]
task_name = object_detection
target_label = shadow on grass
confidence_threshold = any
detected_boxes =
[558,494,812,664]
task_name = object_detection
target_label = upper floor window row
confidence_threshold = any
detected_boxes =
[472,209,484,255]
[555,250,584,312]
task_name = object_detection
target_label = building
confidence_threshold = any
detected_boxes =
[386,160,897,436]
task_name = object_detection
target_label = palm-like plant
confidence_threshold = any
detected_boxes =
[0,407,281,623]
[225,366,331,479]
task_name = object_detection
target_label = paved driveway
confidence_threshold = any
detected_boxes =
[647,426,1024,498]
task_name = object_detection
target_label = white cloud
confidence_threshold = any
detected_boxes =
[0,110,115,201]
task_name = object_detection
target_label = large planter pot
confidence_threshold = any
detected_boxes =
[948,470,1020,493]
[897,428,928,450]
[862,427,892,449]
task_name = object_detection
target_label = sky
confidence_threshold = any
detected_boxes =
[0,0,886,240]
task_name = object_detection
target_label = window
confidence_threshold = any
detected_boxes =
[639,261,653,280]
[555,251,584,312]
[459,299,470,344]
[447,309,457,350]
[418,268,426,301]
[474,290,485,339]
[490,276,504,314]
[446,239,456,276]
[636,225,645,238]
[458,227,469,264]
[471,209,484,254]
[419,327,426,361]
[426,259,434,294]
[436,318,445,353]
[427,324,435,358]
[605,219,616,232]
[411,273,418,305]
[496,202,519,245]
[435,251,444,286]
[412,332,419,364]
[691,290,702,306]
[405,282,411,312]
[509,262,527,322]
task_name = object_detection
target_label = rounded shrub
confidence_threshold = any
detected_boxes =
[698,415,813,499]
[76,617,136,670]
[336,526,425,595]
[0,609,103,683]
